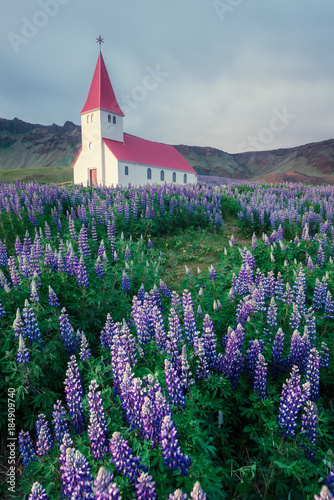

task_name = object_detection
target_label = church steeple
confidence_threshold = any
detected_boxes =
[80,51,124,116]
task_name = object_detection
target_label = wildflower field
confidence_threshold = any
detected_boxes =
[1,180,334,500]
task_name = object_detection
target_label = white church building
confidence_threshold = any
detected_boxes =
[72,48,197,187]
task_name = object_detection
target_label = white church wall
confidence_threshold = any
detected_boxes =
[104,145,119,187]
[100,110,124,142]
[117,161,197,187]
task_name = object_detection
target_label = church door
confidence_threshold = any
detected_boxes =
[89,169,97,187]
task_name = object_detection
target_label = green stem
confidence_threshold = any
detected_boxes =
[262,435,285,500]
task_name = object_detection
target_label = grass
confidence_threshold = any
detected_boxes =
[0,166,72,184]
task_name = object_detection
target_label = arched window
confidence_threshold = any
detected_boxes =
[91,114,94,122]
[87,115,90,123]
[172,172,176,182]
[125,166,129,176]
[108,114,111,123]
[183,174,187,184]
[160,170,164,181]
[147,168,152,180]
[113,116,116,124]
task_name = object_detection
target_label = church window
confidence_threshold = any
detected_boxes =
[160,170,164,181]
[108,114,111,123]
[91,114,94,122]
[183,174,187,184]
[113,116,116,124]
[172,172,176,182]
[87,115,90,123]
[147,168,152,180]
[125,166,129,176]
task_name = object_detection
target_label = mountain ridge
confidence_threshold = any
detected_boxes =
[1,117,334,185]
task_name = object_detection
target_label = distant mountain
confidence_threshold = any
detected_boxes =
[1,117,334,185]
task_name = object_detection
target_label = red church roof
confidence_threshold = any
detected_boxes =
[80,52,124,116]
[103,134,197,173]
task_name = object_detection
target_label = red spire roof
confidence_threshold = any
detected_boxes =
[80,52,124,116]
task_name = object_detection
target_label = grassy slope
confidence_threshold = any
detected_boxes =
[0,166,72,184]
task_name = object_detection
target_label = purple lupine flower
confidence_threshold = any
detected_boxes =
[93,466,121,500]
[287,330,310,373]
[8,256,22,290]
[324,291,334,319]
[159,279,171,298]
[28,482,50,500]
[58,307,78,355]
[52,400,69,443]
[266,297,277,331]
[253,353,267,400]
[319,342,329,368]
[132,297,151,344]
[78,224,91,258]
[209,265,217,280]
[304,308,317,345]
[36,414,53,457]
[48,286,60,307]
[135,472,157,500]
[306,255,314,270]
[148,239,154,249]
[270,328,284,379]
[124,245,131,260]
[60,448,94,500]
[122,270,130,293]
[245,339,263,383]
[109,432,147,484]
[284,283,294,305]
[182,290,197,346]
[150,285,163,311]
[289,303,302,331]
[164,359,186,408]
[94,256,105,279]
[220,331,244,388]
[18,430,37,466]
[171,291,181,311]
[325,466,334,496]
[300,401,317,462]
[316,245,325,267]
[306,348,320,400]
[79,332,92,362]
[201,314,217,370]
[87,380,108,460]
[64,355,87,435]
[315,486,334,500]
[160,415,191,476]
[59,433,73,467]
[190,482,207,500]
[312,278,325,310]
[17,334,30,365]
[137,283,146,303]
[151,306,167,351]
[278,366,311,438]
[196,339,210,380]
[22,300,42,345]
[100,313,115,350]
[168,307,183,344]
[76,254,89,287]
[0,299,6,317]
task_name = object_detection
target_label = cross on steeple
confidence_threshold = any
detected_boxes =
[96,34,104,51]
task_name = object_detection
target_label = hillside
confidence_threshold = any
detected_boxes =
[1,117,334,184]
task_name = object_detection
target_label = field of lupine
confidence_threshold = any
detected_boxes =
[1,180,334,500]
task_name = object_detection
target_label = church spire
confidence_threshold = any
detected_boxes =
[80,47,124,116]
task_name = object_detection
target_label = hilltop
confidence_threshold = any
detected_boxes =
[1,117,334,184]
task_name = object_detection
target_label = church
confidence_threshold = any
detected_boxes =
[72,44,197,187]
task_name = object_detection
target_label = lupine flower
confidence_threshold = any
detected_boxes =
[88,380,108,460]
[270,328,284,379]
[60,448,93,500]
[304,308,317,345]
[36,414,53,457]
[52,400,69,443]
[122,270,130,292]
[164,359,186,408]
[148,239,154,248]
[220,330,244,388]
[18,430,37,466]
[253,353,267,400]
[306,348,320,400]
[315,486,334,500]
[30,279,39,303]
[182,290,197,346]
[324,291,334,319]
[17,334,30,365]
[124,245,131,260]
[76,254,89,287]
[289,303,302,331]
[160,415,191,476]
[93,466,121,500]
[196,339,210,380]
[94,256,105,279]
[319,342,329,368]
[58,307,78,355]
[160,279,171,298]
[28,482,50,500]
[300,401,317,462]
[59,433,73,466]
[22,300,43,345]
[208,265,217,280]
[325,466,334,495]
[48,286,60,307]
[312,278,325,310]
[109,432,147,484]
[135,472,157,500]
[245,340,263,383]
[64,355,87,435]
[190,482,207,500]
[180,344,194,393]
[79,332,92,362]
[168,489,188,500]
[278,366,311,438]
[0,298,6,317]
[201,314,217,370]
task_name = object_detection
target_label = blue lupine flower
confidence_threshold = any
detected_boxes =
[306,348,320,400]
[64,355,87,435]
[28,482,50,500]
[164,359,185,408]
[300,401,317,462]
[109,432,147,484]
[135,472,157,500]
[52,400,69,443]
[122,270,130,293]
[60,448,93,499]
[17,334,30,365]
[36,414,53,457]
[88,380,108,460]
[160,415,191,476]
[48,286,60,307]
[93,467,121,500]
[253,353,267,400]
[18,430,37,466]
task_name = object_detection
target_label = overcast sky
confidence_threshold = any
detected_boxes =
[1,0,334,153]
